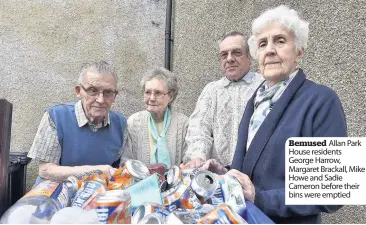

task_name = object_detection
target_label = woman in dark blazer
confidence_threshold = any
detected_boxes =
[201,5,347,224]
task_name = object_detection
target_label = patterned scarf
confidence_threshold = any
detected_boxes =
[246,78,290,150]
[149,108,172,168]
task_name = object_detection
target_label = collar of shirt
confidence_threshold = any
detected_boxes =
[263,69,299,90]
[74,100,110,129]
[222,72,257,87]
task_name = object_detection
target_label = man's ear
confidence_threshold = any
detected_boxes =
[75,85,82,99]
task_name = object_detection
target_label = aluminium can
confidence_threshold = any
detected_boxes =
[191,170,218,203]
[167,165,182,188]
[94,190,131,224]
[131,203,170,224]
[112,160,150,189]
[138,213,165,224]
[197,203,247,224]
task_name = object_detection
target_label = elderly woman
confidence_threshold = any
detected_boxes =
[201,5,347,224]
[121,67,188,168]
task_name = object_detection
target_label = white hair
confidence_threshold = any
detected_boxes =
[248,5,309,60]
[78,60,118,84]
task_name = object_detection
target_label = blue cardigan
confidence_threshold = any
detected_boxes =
[231,69,347,224]
[48,103,126,166]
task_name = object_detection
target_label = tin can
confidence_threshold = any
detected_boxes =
[94,190,131,224]
[108,181,124,190]
[71,179,107,210]
[191,170,218,203]
[138,213,165,224]
[89,171,109,185]
[166,212,184,224]
[148,163,167,183]
[161,183,179,199]
[113,160,150,189]
[163,183,201,211]
[181,168,199,179]
[66,170,105,189]
[57,179,79,207]
[160,180,169,192]
[197,204,247,224]
[166,203,215,224]
[210,175,246,219]
[132,203,170,224]
[167,165,182,188]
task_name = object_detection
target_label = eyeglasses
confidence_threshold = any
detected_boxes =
[220,48,245,60]
[144,90,169,99]
[79,83,118,99]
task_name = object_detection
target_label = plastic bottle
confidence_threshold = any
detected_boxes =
[1,179,78,224]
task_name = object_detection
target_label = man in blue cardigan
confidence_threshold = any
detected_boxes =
[28,61,127,185]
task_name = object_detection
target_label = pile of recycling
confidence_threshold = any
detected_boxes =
[1,159,248,224]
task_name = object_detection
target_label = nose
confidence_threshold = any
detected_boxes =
[149,93,157,101]
[96,92,106,103]
[265,42,276,56]
[226,51,235,62]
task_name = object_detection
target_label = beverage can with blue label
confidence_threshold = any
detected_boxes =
[197,204,247,224]
[94,190,131,224]
[210,175,247,219]
[163,183,201,211]
[131,203,170,224]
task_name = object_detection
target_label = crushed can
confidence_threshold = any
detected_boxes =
[138,213,166,224]
[167,204,215,224]
[132,203,170,224]
[197,204,247,224]
[112,160,150,189]
[191,170,218,203]
[67,170,106,189]
[163,183,201,211]
[71,175,108,210]
[94,190,131,224]
[210,175,247,219]
[167,165,182,188]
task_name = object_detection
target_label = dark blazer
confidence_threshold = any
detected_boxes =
[231,69,347,224]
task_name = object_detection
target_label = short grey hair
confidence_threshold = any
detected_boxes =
[248,5,309,60]
[140,67,179,106]
[78,60,118,84]
[219,31,250,56]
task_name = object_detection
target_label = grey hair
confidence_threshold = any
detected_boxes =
[219,31,250,56]
[77,60,118,84]
[248,5,309,60]
[140,67,179,107]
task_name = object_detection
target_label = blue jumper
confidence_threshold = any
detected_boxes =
[48,103,126,166]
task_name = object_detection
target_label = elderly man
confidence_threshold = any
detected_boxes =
[181,31,263,168]
[28,61,126,185]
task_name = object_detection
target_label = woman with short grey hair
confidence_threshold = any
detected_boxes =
[140,67,179,108]
[121,67,188,168]
[201,5,347,224]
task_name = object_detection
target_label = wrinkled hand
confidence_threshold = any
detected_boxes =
[200,159,228,175]
[180,158,204,169]
[227,169,255,203]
